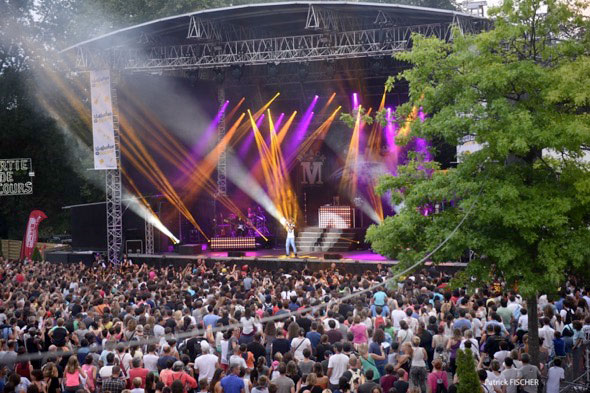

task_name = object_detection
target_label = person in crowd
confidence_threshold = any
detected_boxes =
[546,358,565,393]
[63,356,87,393]
[426,359,448,393]
[221,364,244,393]
[102,366,126,393]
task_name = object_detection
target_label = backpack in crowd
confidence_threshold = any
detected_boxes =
[435,372,447,393]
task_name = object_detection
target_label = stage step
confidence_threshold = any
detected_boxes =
[295,227,357,252]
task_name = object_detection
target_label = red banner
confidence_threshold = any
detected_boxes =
[20,210,47,260]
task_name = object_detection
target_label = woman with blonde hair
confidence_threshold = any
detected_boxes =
[409,337,427,393]
[125,318,138,341]
[63,355,87,393]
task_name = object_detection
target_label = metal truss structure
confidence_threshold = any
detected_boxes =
[144,215,154,254]
[75,5,489,73]
[106,76,123,264]
[305,4,363,32]
[187,16,265,41]
[216,86,227,197]
[109,23,449,71]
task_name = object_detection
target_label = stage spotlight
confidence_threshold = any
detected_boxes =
[126,197,180,244]
[214,69,225,84]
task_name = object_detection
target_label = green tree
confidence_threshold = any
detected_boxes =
[456,349,480,393]
[31,247,42,262]
[366,0,590,366]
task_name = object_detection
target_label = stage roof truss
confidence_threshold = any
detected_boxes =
[77,22,459,72]
[305,4,364,32]
[187,15,267,42]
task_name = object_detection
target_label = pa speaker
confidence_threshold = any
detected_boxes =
[324,253,342,260]
[178,244,202,255]
[228,251,245,257]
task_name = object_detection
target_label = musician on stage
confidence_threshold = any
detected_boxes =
[285,218,297,257]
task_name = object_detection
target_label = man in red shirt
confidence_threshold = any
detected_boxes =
[162,361,197,392]
[127,357,149,388]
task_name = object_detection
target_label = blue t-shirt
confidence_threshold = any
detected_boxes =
[553,338,566,357]
[306,331,321,348]
[221,374,245,393]
[369,341,387,369]
[373,291,387,306]
[203,314,221,328]
[453,318,472,331]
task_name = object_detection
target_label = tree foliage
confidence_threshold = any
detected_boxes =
[456,349,480,393]
[366,0,590,363]
[367,0,590,363]
[368,0,590,297]
[31,247,42,262]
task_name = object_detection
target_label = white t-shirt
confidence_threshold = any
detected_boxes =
[499,367,520,393]
[116,352,133,375]
[328,353,349,385]
[538,325,555,351]
[485,371,503,393]
[290,337,312,362]
[153,324,165,338]
[229,354,247,370]
[494,350,510,365]
[287,226,295,239]
[518,315,528,331]
[391,309,406,328]
[99,365,114,379]
[546,366,564,393]
[241,317,255,335]
[472,317,483,338]
[323,318,340,330]
[194,353,219,382]
[459,338,480,356]
[143,354,159,373]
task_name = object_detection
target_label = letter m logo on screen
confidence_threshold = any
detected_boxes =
[301,161,323,185]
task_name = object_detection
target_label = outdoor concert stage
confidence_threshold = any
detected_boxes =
[61,2,488,264]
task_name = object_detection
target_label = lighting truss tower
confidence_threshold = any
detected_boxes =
[216,86,227,197]
[106,75,123,264]
[144,215,154,254]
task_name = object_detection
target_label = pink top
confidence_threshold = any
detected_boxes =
[65,370,81,387]
[82,365,95,391]
[427,370,449,393]
[350,323,368,344]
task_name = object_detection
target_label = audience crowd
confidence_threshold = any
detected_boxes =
[0,257,589,393]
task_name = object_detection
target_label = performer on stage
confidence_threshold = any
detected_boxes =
[285,218,297,257]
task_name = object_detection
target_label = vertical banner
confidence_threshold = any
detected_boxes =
[19,210,48,260]
[90,70,117,169]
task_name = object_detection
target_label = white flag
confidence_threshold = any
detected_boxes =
[90,70,117,170]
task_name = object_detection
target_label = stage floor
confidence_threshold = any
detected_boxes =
[126,248,467,271]
[46,248,466,273]
[131,248,391,264]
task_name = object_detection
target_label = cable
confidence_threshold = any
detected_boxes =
[1,183,483,365]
